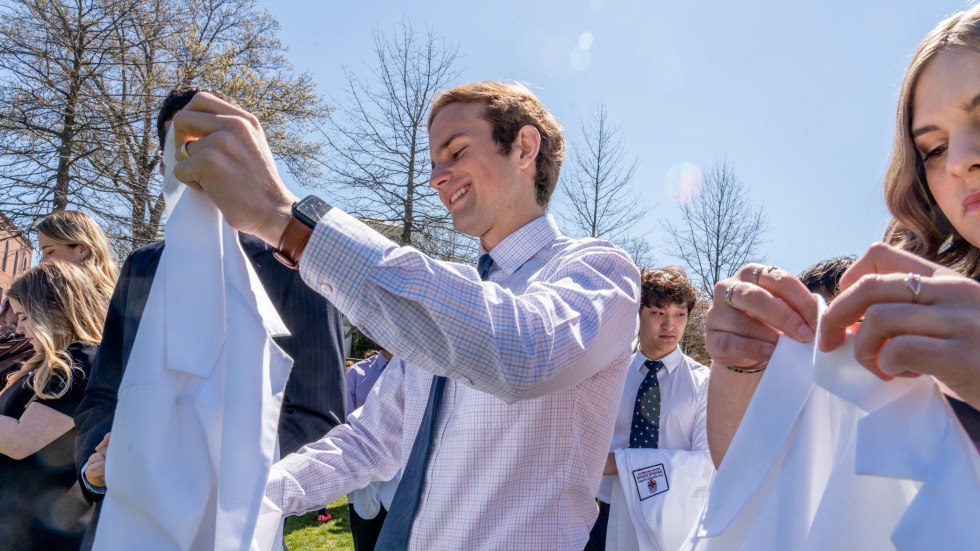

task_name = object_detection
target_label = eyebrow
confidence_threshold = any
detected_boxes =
[438,132,465,152]
[912,92,980,139]
[966,92,980,113]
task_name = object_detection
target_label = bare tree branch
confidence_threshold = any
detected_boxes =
[663,159,769,295]
[318,20,471,262]
[559,103,651,266]
[0,0,329,254]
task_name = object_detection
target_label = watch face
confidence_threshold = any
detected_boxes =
[295,195,332,228]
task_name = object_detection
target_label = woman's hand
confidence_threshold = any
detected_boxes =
[821,242,980,409]
[706,264,819,370]
[705,263,819,467]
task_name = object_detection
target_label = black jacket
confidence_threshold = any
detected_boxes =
[73,234,346,544]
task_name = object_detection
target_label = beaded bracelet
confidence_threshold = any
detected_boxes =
[726,364,768,374]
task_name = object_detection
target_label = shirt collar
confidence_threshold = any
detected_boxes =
[479,214,561,276]
[636,345,683,375]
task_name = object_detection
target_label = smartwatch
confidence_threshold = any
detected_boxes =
[274,195,332,269]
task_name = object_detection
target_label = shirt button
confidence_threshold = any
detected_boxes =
[320,283,333,294]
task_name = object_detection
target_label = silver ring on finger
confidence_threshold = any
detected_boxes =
[905,272,922,304]
[752,267,762,284]
[724,283,737,308]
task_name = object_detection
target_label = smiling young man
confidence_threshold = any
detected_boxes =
[169,81,640,549]
[586,266,710,551]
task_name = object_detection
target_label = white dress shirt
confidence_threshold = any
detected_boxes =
[597,346,709,503]
[266,211,640,550]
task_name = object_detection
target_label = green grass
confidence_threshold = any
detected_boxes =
[284,497,354,551]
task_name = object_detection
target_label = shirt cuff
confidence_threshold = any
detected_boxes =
[299,207,396,320]
[266,464,288,513]
[80,463,107,495]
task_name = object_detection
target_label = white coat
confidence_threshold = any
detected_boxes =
[685,314,980,551]
[94,129,292,551]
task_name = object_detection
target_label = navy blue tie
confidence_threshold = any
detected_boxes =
[629,360,664,449]
[376,254,495,550]
[477,253,494,281]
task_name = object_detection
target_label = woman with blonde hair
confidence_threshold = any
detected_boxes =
[36,210,118,299]
[0,261,108,550]
[705,3,980,466]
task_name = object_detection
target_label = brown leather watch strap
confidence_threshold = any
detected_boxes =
[273,214,313,269]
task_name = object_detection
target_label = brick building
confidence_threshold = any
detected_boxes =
[0,212,33,302]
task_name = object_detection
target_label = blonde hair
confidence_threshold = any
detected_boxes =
[429,81,566,206]
[37,210,118,298]
[6,262,107,399]
[884,5,980,275]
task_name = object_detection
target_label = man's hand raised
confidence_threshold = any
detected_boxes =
[171,92,298,246]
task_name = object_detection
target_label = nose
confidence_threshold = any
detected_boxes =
[430,164,451,190]
[946,130,980,183]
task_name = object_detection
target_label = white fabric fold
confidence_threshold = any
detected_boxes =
[94,128,292,551]
[609,448,714,551]
[349,471,401,520]
[685,298,980,551]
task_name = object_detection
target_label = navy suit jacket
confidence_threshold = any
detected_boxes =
[73,234,346,539]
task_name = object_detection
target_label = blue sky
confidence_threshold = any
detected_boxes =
[261,0,974,274]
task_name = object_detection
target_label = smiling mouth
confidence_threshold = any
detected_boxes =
[450,185,470,205]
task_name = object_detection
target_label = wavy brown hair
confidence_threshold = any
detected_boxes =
[6,262,107,399]
[37,210,118,298]
[640,266,698,314]
[429,81,567,206]
[885,5,980,275]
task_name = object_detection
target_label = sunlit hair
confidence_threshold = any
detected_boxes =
[639,266,698,314]
[884,4,980,275]
[6,262,107,399]
[428,81,567,206]
[36,210,118,298]
[798,255,856,302]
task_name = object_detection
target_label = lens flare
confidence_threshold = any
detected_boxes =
[570,31,593,71]
[663,162,703,204]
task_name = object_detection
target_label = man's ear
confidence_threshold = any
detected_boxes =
[514,124,541,171]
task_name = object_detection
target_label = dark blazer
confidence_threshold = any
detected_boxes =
[73,234,346,543]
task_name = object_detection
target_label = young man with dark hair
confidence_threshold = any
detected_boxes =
[167,81,640,549]
[74,87,348,549]
[586,266,712,550]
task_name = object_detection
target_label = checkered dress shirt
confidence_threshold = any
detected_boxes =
[267,211,640,549]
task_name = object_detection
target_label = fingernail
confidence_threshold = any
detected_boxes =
[797,323,814,341]
[761,343,775,357]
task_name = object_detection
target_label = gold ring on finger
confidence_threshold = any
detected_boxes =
[179,140,193,160]
[904,272,922,304]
